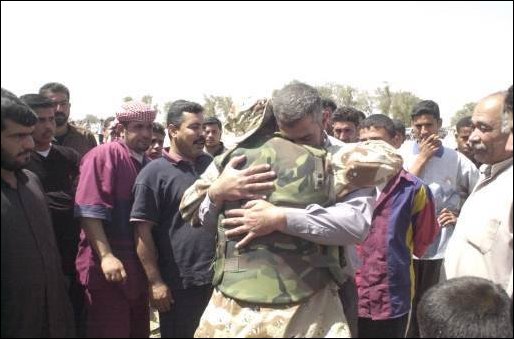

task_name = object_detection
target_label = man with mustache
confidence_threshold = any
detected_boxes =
[399,99,479,337]
[20,94,84,335]
[445,90,513,297]
[39,82,97,158]
[131,100,215,337]
[74,101,156,337]
[1,88,75,337]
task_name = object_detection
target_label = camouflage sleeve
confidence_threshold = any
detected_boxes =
[179,161,221,226]
[328,140,403,201]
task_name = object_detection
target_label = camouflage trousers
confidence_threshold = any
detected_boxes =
[194,281,350,338]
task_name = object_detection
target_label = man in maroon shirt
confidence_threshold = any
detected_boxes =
[75,101,156,338]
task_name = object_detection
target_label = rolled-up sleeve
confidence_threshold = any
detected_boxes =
[284,188,376,246]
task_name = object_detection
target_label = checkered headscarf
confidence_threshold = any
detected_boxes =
[116,101,156,123]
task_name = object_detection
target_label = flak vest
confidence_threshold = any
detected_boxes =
[212,134,346,305]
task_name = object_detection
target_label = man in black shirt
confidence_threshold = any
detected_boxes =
[21,93,84,335]
[131,100,214,338]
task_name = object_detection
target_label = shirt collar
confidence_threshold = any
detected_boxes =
[480,157,513,179]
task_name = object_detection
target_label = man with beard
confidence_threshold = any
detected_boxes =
[1,88,75,337]
[132,100,214,337]
[74,101,156,337]
[39,82,97,158]
[203,116,227,157]
[445,91,513,297]
[399,99,480,337]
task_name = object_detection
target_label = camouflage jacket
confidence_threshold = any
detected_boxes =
[179,100,403,304]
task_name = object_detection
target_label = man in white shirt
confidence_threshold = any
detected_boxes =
[445,91,513,296]
[399,100,479,337]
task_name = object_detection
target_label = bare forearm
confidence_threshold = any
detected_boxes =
[134,223,164,285]
[81,217,113,259]
[409,156,429,177]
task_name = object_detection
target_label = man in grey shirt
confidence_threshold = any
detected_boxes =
[184,82,391,337]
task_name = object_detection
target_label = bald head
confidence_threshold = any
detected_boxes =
[474,92,505,124]
[469,91,512,165]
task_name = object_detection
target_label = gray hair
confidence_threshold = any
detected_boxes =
[272,82,322,126]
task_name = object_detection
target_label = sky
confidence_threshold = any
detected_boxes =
[1,1,513,126]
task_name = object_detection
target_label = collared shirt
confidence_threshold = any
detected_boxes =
[399,140,479,259]
[1,170,75,338]
[53,123,97,158]
[74,140,149,298]
[130,151,214,290]
[445,157,513,296]
[356,169,438,320]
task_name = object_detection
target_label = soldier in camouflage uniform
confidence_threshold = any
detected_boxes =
[179,83,403,338]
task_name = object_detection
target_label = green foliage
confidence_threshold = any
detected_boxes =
[451,102,476,126]
[389,91,421,125]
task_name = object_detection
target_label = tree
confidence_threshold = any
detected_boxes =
[355,91,374,115]
[376,84,392,115]
[123,96,133,102]
[389,91,421,125]
[203,95,233,118]
[451,102,476,126]
[141,95,153,106]
[84,114,99,124]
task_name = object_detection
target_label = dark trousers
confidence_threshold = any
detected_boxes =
[159,285,213,338]
[406,258,443,338]
[359,313,409,338]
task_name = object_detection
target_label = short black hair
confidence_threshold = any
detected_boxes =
[166,100,203,127]
[103,116,115,129]
[321,98,337,112]
[359,114,396,138]
[411,100,440,120]
[456,116,473,134]
[152,122,165,136]
[19,94,55,110]
[418,276,513,338]
[332,106,363,126]
[39,82,70,101]
[203,116,222,130]
[1,88,38,131]
[392,119,406,138]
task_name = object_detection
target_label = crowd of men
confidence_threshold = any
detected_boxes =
[1,81,512,338]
